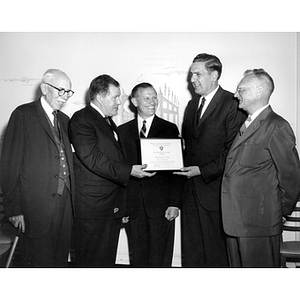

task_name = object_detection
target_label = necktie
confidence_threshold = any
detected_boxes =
[105,116,118,141]
[239,116,252,136]
[196,97,206,126]
[105,116,111,126]
[52,111,61,140]
[140,120,147,138]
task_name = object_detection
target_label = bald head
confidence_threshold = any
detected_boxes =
[243,68,275,99]
[40,69,73,111]
[235,68,275,115]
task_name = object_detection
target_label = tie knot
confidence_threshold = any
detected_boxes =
[140,119,147,138]
[105,116,111,125]
[52,110,58,117]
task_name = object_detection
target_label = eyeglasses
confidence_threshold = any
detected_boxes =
[236,86,250,94]
[44,82,74,98]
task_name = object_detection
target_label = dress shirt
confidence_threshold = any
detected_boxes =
[198,85,220,117]
[91,102,118,140]
[137,114,155,138]
[41,96,55,125]
[247,104,270,127]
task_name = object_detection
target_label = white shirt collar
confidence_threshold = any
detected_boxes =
[197,85,219,117]
[203,85,219,103]
[248,104,270,124]
[41,96,55,124]
[91,102,105,118]
[137,114,155,137]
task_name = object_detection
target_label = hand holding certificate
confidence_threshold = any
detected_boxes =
[140,138,184,171]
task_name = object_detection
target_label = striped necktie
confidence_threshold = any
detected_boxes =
[140,120,147,138]
[196,97,206,126]
[239,116,252,136]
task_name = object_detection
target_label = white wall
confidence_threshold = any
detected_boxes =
[0,32,298,135]
[0,32,298,265]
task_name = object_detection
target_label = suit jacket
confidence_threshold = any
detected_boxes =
[0,99,75,238]
[182,86,247,211]
[221,106,300,237]
[69,104,132,220]
[118,115,181,219]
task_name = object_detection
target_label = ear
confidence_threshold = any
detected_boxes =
[211,70,219,82]
[40,82,47,95]
[131,97,138,107]
[256,85,264,97]
[95,93,102,102]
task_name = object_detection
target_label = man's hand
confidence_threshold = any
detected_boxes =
[131,164,156,178]
[173,166,201,179]
[165,207,179,221]
[9,214,25,233]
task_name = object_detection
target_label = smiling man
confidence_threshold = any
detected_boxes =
[118,82,181,267]
[174,53,247,267]
[0,69,75,267]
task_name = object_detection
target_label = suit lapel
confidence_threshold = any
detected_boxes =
[87,104,123,152]
[230,106,272,151]
[35,99,57,146]
[129,118,139,140]
[148,115,162,137]
[195,87,223,129]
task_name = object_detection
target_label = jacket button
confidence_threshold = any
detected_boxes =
[52,193,56,197]
[113,207,119,213]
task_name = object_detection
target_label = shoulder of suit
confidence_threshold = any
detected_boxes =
[266,109,288,125]
[154,115,176,126]
[10,101,37,119]
[71,104,93,119]
[118,118,135,130]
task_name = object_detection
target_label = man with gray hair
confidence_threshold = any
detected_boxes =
[221,68,300,267]
[0,69,75,267]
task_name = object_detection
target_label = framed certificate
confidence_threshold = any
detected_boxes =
[140,138,184,171]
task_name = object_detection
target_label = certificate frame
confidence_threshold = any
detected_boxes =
[140,138,184,171]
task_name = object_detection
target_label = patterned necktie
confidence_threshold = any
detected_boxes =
[196,97,206,126]
[239,116,252,136]
[140,120,147,138]
[52,110,61,140]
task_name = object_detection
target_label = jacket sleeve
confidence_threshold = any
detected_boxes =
[201,101,246,184]
[268,120,300,216]
[0,109,24,217]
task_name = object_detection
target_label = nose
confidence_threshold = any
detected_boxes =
[61,93,70,101]
[234,90,240,99]
[116,97,121,105]
[190,74,196,83]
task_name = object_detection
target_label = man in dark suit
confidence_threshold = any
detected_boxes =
[118,82,181,267]
[0,69,75,267]
[221,69,300,267]
[174,53,247,267]
[69,75,155,267]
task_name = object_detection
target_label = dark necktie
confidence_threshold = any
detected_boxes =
[239,116,252,136]
[52,110,61,140]
[105,116,118,141]
[140,120,147,138]
[196,97,206,126]
[105,116,111,126]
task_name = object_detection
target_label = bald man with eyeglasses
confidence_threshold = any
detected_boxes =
[0,69,75,267]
